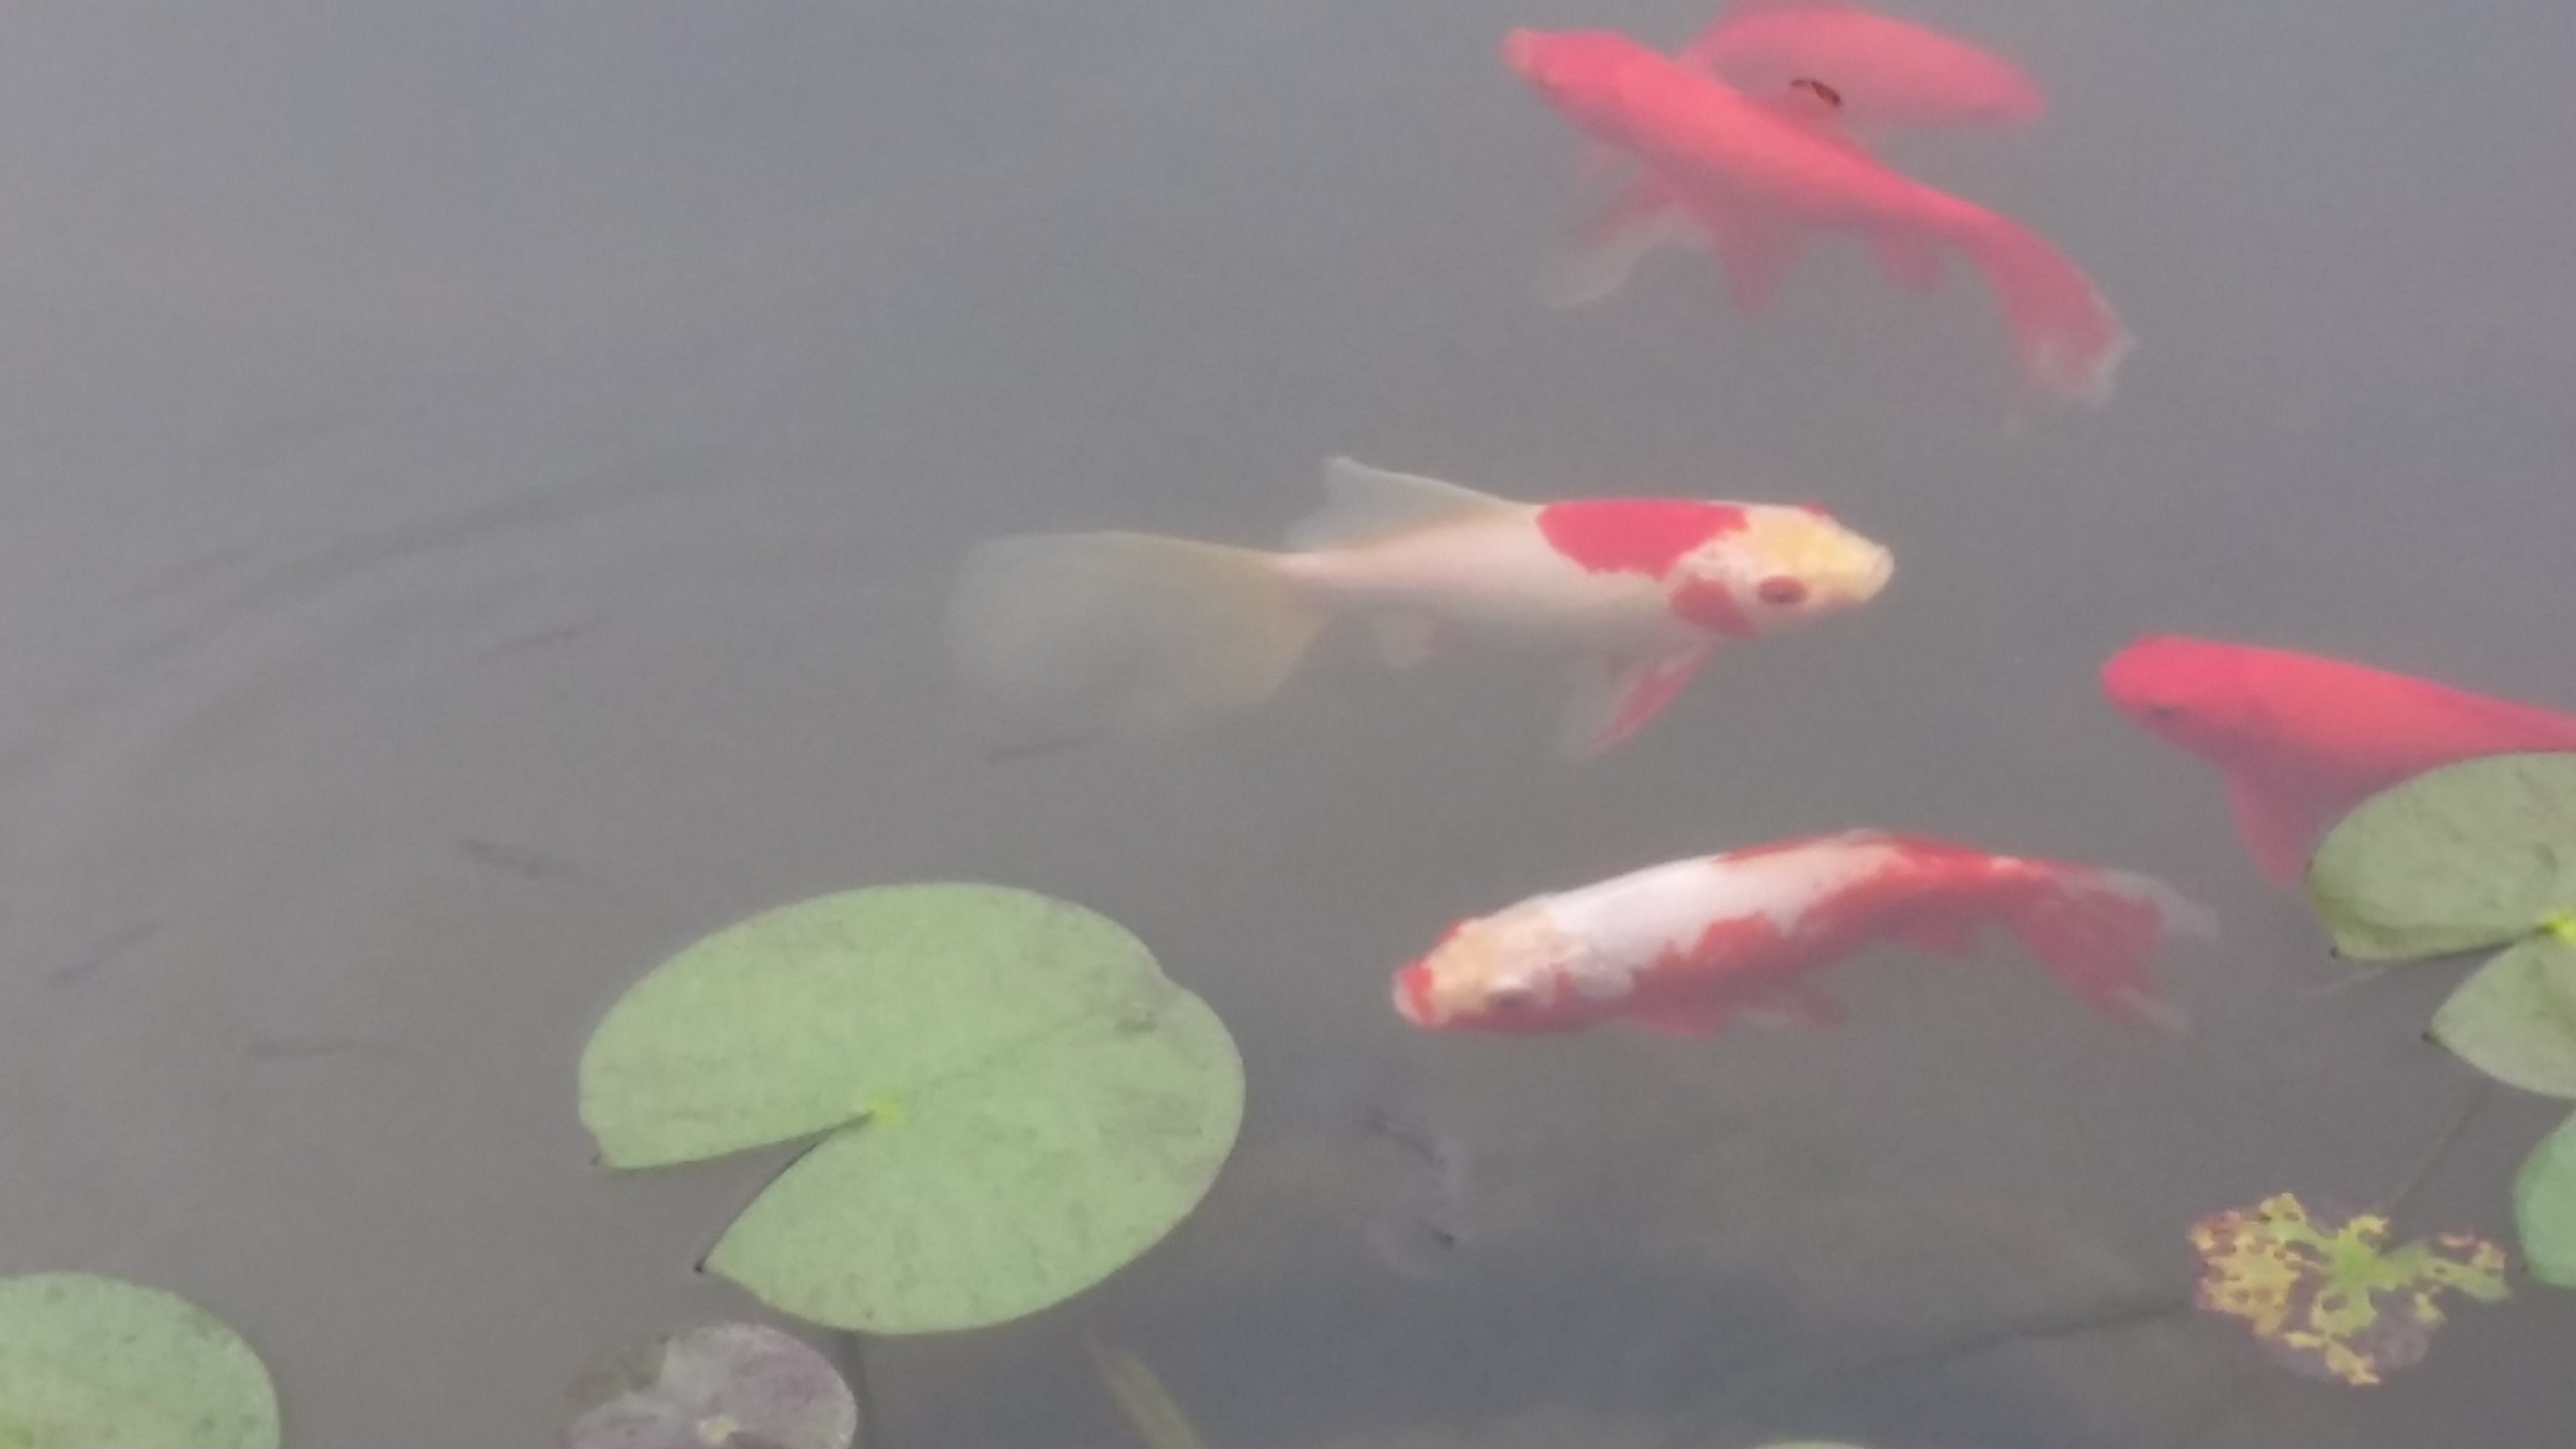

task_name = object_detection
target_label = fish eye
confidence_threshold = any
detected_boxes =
[1755,576,1809,607]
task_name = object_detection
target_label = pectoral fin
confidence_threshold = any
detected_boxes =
[1736,982,1846,1031]
[1539,175,1693,310]
[1673,190,1804,312]
[1627,994,1739,1037]
[1557,648,1712,760]
[1370,612,1444,670]
[2226,775,2330,886]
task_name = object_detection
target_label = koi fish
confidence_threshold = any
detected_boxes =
[1681,0,2045,129]
[1506,27,2129,407]
[944,457,1892,759]
[1393,830,2211,1035]
[2101,634,2576,884]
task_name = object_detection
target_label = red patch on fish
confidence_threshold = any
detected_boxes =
[1535,498,1749,577]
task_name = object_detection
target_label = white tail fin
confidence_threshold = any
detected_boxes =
[945,531,1327,742]
[1998,865,2213,1032]
[1955,212,2133,409]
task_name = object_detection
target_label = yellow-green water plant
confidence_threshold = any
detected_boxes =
[2308,752,2576,1284]
[0,1273,278,1449]
[566,1322,856,1449]
[580,883,1245,1333]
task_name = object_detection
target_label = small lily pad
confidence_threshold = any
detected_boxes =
[2515,1110,2576,1286]
[2308,754,2576,961]
[2429,936,2576,1099]
[2188,1193,2507,1385]
[580,883,1244,1333]
[0,1273,278,1449]
[567,1322,855,1449]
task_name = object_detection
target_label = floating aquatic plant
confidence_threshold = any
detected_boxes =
[2307,752,2576,1284]
[0,1273,278,1449]
[2188,1193,2506,1385]
[566,1322,856,1449]
[580,882,1245,1333]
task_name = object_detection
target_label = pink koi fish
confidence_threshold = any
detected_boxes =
[2102,634,2576,884]
[1682,0,2045,129]
[1393,830,2212,1035]
[945,457,1892,759]
[1507,27,2130,407]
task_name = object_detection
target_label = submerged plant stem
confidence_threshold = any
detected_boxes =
[2381,1078,2492,1219]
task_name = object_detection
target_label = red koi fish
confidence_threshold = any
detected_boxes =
[2102,634,2576,884]
[1506,27,2129,407]
[1682,0,2045,129]
[1393,830,2211,1035]
[945,457,1892,759]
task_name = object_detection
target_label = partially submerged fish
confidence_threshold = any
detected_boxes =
[1393,830,2212,1035]
[1507,27,2129,407]
[946,457,1892,759]
[1682,0,2046,129]
[2102,633,2576,882]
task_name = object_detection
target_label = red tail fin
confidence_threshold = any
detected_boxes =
[1996,866,2212,1030]
[1956,212,2132,409]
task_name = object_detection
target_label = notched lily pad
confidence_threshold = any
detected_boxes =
[2188,1193,2507,1385]
[2430,936,2576,1099]
[2308,753,2576,961]
[567,1322,855,1449]
[0,1273,278,1449]
[2515,1110,2576,1287]
[580,883,1245,1333]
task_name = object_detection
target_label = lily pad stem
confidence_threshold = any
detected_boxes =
[2379,1078,2494,1219]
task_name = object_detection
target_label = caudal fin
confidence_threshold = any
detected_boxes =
[944,531,1326,744]
[1956,212,2133,409]
[1998,865,2214,1030]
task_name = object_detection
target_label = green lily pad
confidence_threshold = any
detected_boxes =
[2430,936,2576,1099]
[580,883,1244,1333]
[2515,1110,2576,1286]
[0,1273,278,1449]
[2187,1193,2507,1385]
[567,1322,855,1449]
[2308,754,2576,961]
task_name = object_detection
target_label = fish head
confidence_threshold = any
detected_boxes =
[1393,905,1591,1033]
[2100,634,2263,759]
[1667,503,1894,637]
[1502,28,1650,123]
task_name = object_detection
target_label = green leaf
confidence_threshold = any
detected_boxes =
[580,883,1244,1333]
[2430,936,2576,1098]
[2515,1110,2576,1286]
[2308,754,2576,960]
[0,1274,278,1449]
[567,1322,855,1449]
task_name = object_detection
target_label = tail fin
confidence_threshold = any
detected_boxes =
[1955,212,2133,409]
[944,532,1326,743]
[1997,865,2214,1030]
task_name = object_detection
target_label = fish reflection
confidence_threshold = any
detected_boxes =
[2103,633,2576,883]
[946,457,1891,759]
[1505,27,2129,407]
[1394,830,2211,1035]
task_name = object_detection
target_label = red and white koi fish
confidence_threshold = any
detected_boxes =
[1682,0,2045,129]
[944,457,1892,759]
[1506,27,2129,408]
[1393,830,2211,1035]
[2102,634,2576,884]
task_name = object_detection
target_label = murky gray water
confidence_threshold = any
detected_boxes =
[2,1,2574,1445]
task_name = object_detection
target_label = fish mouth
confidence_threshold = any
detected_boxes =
[1392,964,1440,1026]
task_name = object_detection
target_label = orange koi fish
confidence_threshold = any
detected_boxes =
[2102,634,2576,883]
[1507,27,2129,407]
[1682,0,2045,129]
[1393,830,2211,1035]
[944,458,1892,759]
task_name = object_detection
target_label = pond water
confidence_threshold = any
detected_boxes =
[2,1,2574,1445]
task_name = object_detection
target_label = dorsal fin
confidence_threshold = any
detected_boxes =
[1286,458,1521,550]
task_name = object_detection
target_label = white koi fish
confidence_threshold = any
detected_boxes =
[944,458,1893,759]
